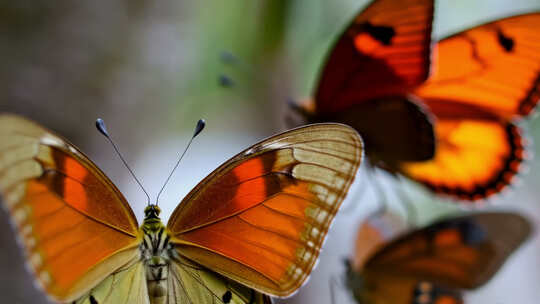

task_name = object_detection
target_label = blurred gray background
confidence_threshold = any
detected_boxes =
[1,1,539,303]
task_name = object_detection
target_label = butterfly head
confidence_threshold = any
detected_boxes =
[144,204,162,221]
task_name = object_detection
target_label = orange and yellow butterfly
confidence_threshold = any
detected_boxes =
[294,0,540,201]
[346,212,531,304]
[0,114,363,303]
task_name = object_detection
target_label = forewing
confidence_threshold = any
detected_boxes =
[400,111,524,201]
[168,255,272,304]
[167,124,363,296]
[416,13,540,119]
[315,0,434,113]
[364,212,531,289]
[0,114,140,301]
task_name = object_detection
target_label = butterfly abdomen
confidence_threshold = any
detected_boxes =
[146,259,168,304]
[141,219,172,304]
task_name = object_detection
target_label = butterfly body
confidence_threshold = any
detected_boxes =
[139,206,173,304]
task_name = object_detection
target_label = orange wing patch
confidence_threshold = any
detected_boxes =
[400,117,524,201]
[416,13,540,119]
[364,213,531,289]
[168,124,363,297]
[16,180,137,297]
[61,157,88,209]
[38,148,138,234]
[401,13,540,201]
[0,114,140,301]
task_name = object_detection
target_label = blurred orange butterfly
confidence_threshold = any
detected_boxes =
[0,114,363,303]
[294,0,540,201]
[346,212,531,304]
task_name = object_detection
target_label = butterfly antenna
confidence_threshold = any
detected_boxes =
[156,119,206,205]
[96,118,151,205]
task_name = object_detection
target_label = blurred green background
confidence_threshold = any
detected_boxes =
[1,1,539,303]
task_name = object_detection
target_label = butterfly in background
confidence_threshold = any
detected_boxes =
[0,114,363,303]
[292,0,540,201]
[346,212,531,304]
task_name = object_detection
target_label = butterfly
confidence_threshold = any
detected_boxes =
[346,212,531,304]
[0,114,363,303]
[293,0,540,201]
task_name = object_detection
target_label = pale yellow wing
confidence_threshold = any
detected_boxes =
[167,255,272,304]
[73,259,149,304]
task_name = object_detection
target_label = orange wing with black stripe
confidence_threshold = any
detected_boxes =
[401,13,540,201]
[416,13,540,119]
[167,124,363,297]
[347,212,531,304]
[0,114,141,302]
[314,0,434,114]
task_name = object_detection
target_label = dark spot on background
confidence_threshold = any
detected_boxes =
[218,74,235,88]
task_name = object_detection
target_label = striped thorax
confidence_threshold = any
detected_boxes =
[140,205,172,304]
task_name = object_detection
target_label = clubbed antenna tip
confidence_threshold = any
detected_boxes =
[95,117,151,205]
[95,118,109,137]
[156,119,207,204]
[194,119,206,138]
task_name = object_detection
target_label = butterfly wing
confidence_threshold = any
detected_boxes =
[365,212,531,288]
[400,14,540,200]
[325,97,435,165]
[74,261,149,304]
[0,114,141,302]
[349,212,530,303]
[415,13,540,119]
[400,113,524,201]
[351,211,406,271]
[167,254,272,304]
[347,265,463,304]
[167,124,363,297]
[315,0,434,114]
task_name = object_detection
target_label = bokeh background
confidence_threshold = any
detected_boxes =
[1,0,540,303]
